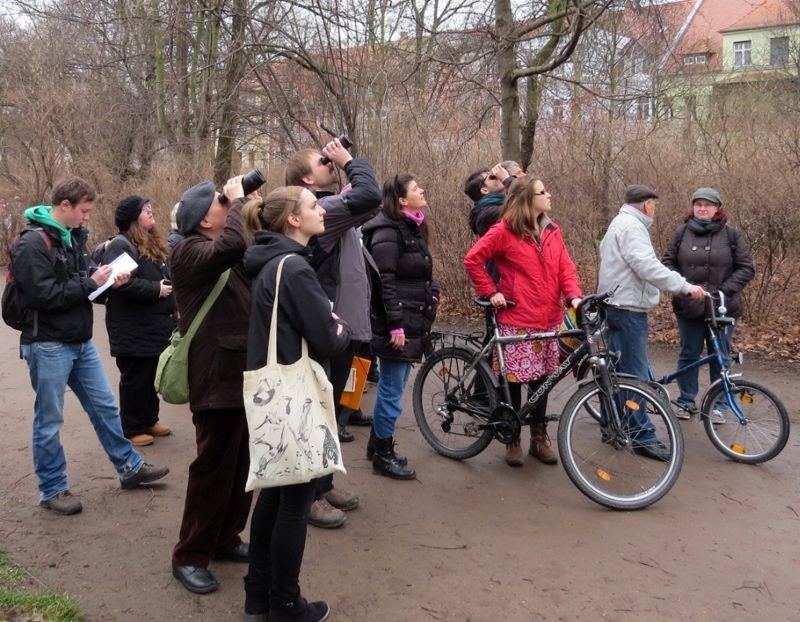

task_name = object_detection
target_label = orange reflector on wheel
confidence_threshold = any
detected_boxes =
[730,444,745,454]
[438,367,448,378]
[597,469,611,481]
[740,393,753,404]
[625,400,640,411]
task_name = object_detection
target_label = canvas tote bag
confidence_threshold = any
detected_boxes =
[243,255,346,491]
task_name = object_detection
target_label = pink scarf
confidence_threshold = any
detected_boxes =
[402,210,425,226]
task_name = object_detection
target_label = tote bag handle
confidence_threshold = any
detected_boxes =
[266,254,309,366]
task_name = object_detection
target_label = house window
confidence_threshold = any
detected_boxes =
[685,95,697,119]
[733,41,752,68]
[682,53,708,65]
[770,37,789,65]
[636,96,652,120]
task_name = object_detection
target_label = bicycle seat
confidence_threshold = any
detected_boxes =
[474,297,517,309]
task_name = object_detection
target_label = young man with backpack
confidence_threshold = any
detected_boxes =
[5,177,169,516]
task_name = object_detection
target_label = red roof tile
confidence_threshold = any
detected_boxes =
[721,0,800,32]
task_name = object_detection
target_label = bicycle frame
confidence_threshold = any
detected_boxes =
[650,292,746,423]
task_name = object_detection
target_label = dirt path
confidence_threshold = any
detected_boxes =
[0,313,798,622]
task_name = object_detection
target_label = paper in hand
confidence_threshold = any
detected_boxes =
[88,251,139,301]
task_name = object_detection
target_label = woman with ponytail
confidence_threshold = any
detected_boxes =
[241,186,350,622]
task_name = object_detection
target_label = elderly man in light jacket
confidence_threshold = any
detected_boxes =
[598,184,704,461]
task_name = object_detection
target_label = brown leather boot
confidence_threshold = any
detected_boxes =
[529,421,558,464]
[504,440,524,467]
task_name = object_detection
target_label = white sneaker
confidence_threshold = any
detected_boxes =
[675,403,697,420]
[710,409,726,425]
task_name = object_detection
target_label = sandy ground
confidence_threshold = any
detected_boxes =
[0,311,798,622]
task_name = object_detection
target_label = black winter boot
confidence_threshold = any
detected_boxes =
[269,596,329,622]
[372,436,416,480]
[366,428,407,466]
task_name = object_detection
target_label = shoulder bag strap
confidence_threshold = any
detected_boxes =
[267,254,303,367]
[183,268,231,339]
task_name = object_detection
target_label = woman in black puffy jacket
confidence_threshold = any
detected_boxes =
[104,196,176,446]
[661,187,755,422]
[362,174,439,480]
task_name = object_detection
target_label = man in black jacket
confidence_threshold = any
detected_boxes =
[10,177,169,516]
[285,138,382,528]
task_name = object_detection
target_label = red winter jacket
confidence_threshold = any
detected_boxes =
[464,219,582,329]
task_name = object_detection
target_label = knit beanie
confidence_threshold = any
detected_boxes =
[115,196,150,231]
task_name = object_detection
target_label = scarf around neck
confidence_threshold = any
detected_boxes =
[402,210,425,226]
[24,205,73,248]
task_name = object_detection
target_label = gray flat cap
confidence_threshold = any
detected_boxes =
[177,181,215,235]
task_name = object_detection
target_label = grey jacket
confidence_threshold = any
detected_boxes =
[598,205,692,311]
[312,157,382,342]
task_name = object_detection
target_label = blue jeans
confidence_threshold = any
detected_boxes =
[373,358,412,440]
[676,316,733,409]
[605,308,657,445]
[21,340,143,501]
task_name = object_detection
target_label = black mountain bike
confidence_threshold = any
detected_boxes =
[412,292,684,510]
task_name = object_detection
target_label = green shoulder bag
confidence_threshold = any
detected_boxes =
[155,269,231,404]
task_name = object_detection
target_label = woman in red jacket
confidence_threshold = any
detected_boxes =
[464,176,582,467]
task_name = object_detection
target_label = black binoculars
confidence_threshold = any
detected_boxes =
[242,169,266,195]
[320,135,354,166]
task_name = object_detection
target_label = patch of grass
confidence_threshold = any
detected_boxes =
[0,547,82,622]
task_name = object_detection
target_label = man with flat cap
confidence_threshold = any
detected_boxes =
[598,184,705,461]
[169,175,254,594]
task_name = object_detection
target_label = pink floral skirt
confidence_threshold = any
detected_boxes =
[492,324,560,383]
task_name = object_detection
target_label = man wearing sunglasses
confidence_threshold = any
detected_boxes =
[284,137,382,529]
[464,163,518,238]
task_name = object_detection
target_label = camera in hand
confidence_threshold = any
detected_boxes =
[242,170,266,195]
[320,135,354,166]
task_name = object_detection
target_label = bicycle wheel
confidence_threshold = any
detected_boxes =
[558,378,684,510]
[701,379,790,464]
[412,347,497,459]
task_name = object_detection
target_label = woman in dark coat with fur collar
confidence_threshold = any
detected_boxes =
[661,187,755,422]
[362,174,439,480]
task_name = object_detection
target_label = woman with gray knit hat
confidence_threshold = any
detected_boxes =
[103,195,176,446]
[661,187,755,423]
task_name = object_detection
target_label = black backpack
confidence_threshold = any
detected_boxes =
[2,227,55,331]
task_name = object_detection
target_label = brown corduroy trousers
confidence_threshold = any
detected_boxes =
[172,408,253,567]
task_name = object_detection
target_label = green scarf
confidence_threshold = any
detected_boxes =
[24,205,73,248]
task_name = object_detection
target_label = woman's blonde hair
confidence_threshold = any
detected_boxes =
[501,176,546,238]
[127,220,168,264]
[242,186,307,239]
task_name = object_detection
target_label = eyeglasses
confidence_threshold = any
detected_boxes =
[481,174,498,187]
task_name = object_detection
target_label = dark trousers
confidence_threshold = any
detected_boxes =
[115,355,160,437]
[315,343,357,499]
[173,408,253,567]
[244,480,317,613]
[508,379,548,422]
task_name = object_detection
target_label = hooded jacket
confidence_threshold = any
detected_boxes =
[362,213,439,362]
[103,234,176,357]
[464,219,582,329]
[11,207,99,344]
[661,218,754,319]
[244,232,351,370]
[308,156,382,342]
[598,205,692,311]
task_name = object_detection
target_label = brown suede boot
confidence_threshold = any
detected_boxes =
[529,421,558,464]
[504,440,524,467]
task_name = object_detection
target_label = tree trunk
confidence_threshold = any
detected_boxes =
[213,0,247,185]
[496,0,520,161]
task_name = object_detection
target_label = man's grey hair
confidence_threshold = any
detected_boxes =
[502,160,520,173]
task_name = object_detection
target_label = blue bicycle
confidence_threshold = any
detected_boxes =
[646,292,789,464]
